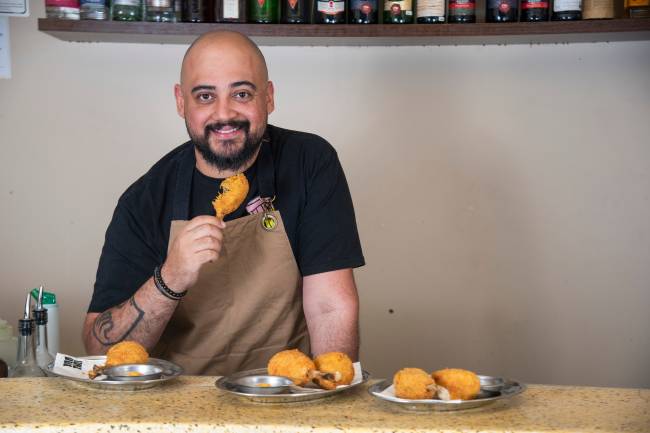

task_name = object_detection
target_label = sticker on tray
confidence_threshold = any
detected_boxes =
[52,353,106,380]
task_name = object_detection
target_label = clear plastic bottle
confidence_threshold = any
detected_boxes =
[10,293,46,378]
[32,287,54,372]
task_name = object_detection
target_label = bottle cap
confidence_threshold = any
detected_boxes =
[31,288,56,305]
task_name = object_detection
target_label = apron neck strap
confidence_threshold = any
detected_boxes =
[257,135,276,200]
[172,143,195,221]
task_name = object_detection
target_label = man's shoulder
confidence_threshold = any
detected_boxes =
[120,141,192,204]
[268,125,337,157]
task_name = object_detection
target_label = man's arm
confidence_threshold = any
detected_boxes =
[302,268,359,361]
[83,215,226,354]
[83,277,180,354]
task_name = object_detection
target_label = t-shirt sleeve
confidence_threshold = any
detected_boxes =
[296,141,365,276]
[88,198,162,313]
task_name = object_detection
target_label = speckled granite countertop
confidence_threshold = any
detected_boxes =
[0,376,648,433]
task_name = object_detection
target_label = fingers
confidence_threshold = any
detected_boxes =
[192,235,223,254]
[186,223,224,243]
[184,215,226,231]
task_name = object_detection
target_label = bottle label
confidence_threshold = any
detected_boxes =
[583,0,613,17]
[627,0,648,6]
[384,0,413,14]
[317,0,345,13]
[223,0,240,18]
[113,0,140,5]
[417,0,444,15]
[80,0,106,5]
[449,0,475,10]
[46,0,80,6]
[487,0,517,12]
[351,0,377,14]
[521,0,548,8]
[553,0,582,11]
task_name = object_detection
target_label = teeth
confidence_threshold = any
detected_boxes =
[218,126,239,133]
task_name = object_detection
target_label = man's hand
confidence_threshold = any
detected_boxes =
[161,215,226,292]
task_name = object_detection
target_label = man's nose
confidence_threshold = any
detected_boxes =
[211,98,237,122]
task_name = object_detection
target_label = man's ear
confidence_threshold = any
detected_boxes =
[174,84,185,118]
[266,81,275,115]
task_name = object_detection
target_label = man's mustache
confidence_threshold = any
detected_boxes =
[205,121,250,134]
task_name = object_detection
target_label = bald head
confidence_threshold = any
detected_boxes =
[181,31,268,85]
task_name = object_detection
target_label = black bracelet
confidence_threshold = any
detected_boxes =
[153,266,187,300]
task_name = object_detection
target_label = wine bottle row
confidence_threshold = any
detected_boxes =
[45,0,649,22]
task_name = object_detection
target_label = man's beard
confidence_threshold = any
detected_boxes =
[189,120,264,172]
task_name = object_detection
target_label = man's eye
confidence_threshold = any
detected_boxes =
[234,91,251,100]
[197,93,213,102]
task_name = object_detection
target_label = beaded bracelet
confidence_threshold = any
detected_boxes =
[153,266,187,300]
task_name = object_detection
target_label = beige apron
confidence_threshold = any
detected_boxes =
[151,142,310,375]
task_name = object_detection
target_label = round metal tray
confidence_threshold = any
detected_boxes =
[47,356,183,391]
[215,367,371,403]
[368,375,526,411]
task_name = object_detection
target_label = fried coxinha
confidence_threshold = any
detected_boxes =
[267,349,355,390]
[393,367,481,400]
[212,173,249,219]
[88,341,149,379]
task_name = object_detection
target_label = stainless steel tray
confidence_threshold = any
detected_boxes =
[47,356,183,391]
[215,367,371,403]
[368,375,526,411]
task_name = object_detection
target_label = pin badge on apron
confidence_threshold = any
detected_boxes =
[262,212,277,231]
[246,195,277,231]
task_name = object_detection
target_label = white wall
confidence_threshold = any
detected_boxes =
[1,0,649,387]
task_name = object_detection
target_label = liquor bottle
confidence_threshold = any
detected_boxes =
[146,0,176,20]
[314,0,346,22]
[582,0,612,18]
[175,0,184,21]
[32,287,54,372]
[46,0,81,19]
[112,0,144,20]
[348,0,378,22]
[416,0,445,22]
[9,294,46,378]
[250,0,279,22]
[279,0,308,22]
[520,0,549,20]
[486,0,518,21]
[624,0,649,17]
[183,0,214,21]
[448,0,476,22]
[217,0,248,21]
[552,0,582,19]
[383,0,413,22]
[80,0,108,19]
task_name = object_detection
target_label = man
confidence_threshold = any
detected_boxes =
[82,31,365,375]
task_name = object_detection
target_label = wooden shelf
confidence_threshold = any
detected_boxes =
[37,18,650,45]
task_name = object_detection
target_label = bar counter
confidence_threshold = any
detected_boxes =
[1,376,648,432]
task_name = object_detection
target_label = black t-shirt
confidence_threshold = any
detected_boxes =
[88,125,365,313]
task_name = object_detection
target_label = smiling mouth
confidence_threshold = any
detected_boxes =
[216,126,240,134]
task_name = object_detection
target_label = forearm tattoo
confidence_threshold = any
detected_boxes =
[92,297,145,346]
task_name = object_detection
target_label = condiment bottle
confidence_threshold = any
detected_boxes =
[32,287,54,372]
[10,293,46,378]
